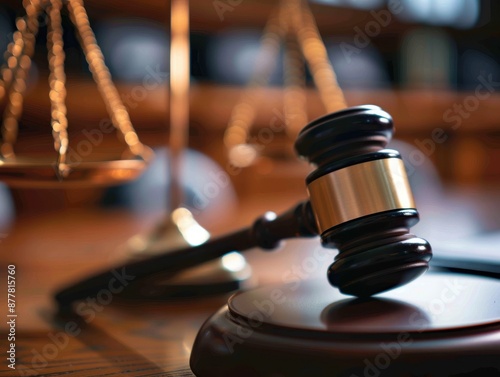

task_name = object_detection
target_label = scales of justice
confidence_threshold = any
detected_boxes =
[0,0,498,376]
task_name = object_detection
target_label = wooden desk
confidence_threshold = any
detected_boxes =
[0,187,498,376]
[0,201,316,376]
[0,209,224,376]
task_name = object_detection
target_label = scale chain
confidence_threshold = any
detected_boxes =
[282,0,308,140]
[0,0,44,159]
[47,0,69,175]
[66,0,148,160]
[223,8,285,165]
[0,0,151,164]
[0,0,153,186]
[223,0,346,168]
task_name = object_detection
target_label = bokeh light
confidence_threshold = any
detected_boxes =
[397,0,480,29]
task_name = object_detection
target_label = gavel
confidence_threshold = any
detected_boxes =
[55,105,432,305]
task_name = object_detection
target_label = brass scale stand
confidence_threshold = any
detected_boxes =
[0,0,153,187]
[0,0,346,183]
[0,0,253,296]
[0,0,346,295]
[224,0,346,167]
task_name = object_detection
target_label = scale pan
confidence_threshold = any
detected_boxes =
[0,149,153,188]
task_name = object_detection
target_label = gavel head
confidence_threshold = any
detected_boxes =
[295,105,432,297]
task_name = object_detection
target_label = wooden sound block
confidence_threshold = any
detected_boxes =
[190,271,500,377]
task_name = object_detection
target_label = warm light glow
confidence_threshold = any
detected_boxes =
[47,0,69,169]
[124,131,139,146]
[221,252,247,273]
[127,234,148,252]
[67,0,146,160]
[228,144,258,168]
[169,0,190,210]
[0,0,42,159]
[170,0,190,154]
[171,207,210,246]
[263,211,277,221]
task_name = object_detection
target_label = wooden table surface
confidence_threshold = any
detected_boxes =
[0,186,498,376]
[0,195,320,377]
[0,209,206,376]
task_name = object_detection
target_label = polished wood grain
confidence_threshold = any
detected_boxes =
[0,188,499,376]
[191,274,500,376]
[0,209,216,376]
[0,194,311,376]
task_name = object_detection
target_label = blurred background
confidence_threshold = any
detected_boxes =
[1,2,499,373]
[0,0,499,243]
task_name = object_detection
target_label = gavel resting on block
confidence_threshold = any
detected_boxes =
[55,106,500,377]
[55,105,432,305]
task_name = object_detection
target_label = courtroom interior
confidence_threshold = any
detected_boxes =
[0,1,499,376]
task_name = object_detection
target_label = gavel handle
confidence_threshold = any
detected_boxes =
[55,201,318,306]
